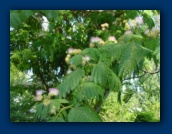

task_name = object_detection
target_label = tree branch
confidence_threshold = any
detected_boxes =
[122,73,146,82]
[39,71,48,91]
[122,69,160,83]
[142,69,160,74]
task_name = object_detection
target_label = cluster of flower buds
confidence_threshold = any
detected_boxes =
[144,26,160,38]
[66,48,81,55]
[89,37,105,47]
[82,55,90,66]
[65,54,71,63]
[101,23,109,30]
[65,48,82,63]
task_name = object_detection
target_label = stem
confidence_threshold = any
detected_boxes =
[53,105,72,121]
[94,89,110,113]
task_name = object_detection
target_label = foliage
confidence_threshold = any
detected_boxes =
[10,10,160,122]
[10,85,35,122]
[68,106,102,122]
[134,112,159,122]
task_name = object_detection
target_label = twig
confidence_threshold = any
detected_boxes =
[142,69,160,74]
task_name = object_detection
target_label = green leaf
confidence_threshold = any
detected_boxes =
[74,82,105,102]
[10,11,22,29]
[119,42,149,78]
[125,10,138,19]
[122,89,134,103]
[109,72,122,91]
[81,48,101,62]
[50,99,61,110]
[54,117,66,122]
[68,106,102,122]
[153,45,160,62]
[57,99,69,104]
[57,68,85,98]
[19,10,33,22]
[68,54,82,66]
[100,43,124,62]
[35,102,50,120]
[10,10,33,29]
[119,34,143,43]
[91,62,110,88]
[22,49,32,61]
[143,13,155,29]
[50,48,54,62]
[91,62,121,91]
[44,10,59,21]
[10,51,21,62]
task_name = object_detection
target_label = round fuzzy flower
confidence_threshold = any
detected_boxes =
[83,55,90,62]
[90,37,105,44]
[48,88,59,96]
[124,30,133,35]
[135,16,144,25]
[108,36,118,43]
[35,95,43,101]
[36,89,44,96]
[82,55,90,66]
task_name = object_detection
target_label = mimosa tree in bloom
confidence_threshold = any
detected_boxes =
[10,10,160,122]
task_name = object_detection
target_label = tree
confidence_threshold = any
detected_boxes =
[10,10,160,122]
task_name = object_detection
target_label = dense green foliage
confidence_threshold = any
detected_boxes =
[10,10,160,122]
